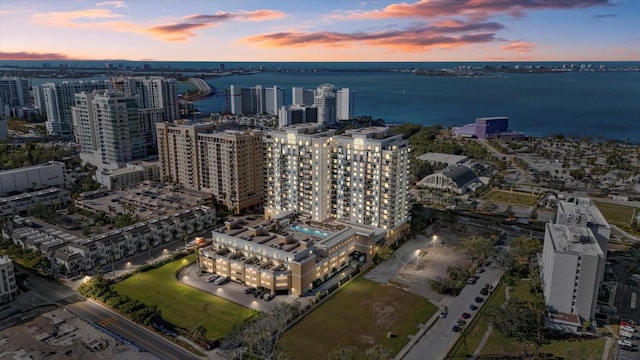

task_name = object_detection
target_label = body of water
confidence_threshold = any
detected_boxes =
[13,61,640,142]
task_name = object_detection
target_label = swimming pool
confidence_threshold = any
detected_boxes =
[290,225,329,238]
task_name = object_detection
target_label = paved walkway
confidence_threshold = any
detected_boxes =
[601,336,612,360]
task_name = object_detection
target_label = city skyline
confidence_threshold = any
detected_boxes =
[1,0,639,62]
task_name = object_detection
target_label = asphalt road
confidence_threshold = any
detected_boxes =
[67,300,199,360]
[403,265,502,360]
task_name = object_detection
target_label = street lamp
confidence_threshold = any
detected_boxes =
[432,235,438,254]
[415,249,420,269]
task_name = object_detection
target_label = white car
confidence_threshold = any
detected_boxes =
[618,339,632,347]
[621,325,637,333]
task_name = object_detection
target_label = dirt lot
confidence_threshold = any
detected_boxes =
[390,222,494,304]
[0,308,150,360]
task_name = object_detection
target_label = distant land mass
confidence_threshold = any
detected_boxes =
[4,60,640,143]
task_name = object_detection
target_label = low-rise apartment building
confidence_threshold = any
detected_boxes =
[0,161,66,196]
[6,205,214,275]
[0,188,71,216]
[199,215,384,296]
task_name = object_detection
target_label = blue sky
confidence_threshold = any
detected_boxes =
[1,0,638,61]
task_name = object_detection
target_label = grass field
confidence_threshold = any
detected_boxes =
[596,201,639,233]
[112,254,253,342]
[449,280,608,358]
[483,189,541,207]
[277,277,437,360]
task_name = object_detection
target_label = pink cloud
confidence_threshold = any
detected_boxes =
[501,41,535,52]
[242,21,504,52]
[30,8,285,43]
[0,51,74,60]
[360,0,611,19]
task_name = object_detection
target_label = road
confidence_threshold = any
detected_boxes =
[403,265,502,360]
[67,300,199,360]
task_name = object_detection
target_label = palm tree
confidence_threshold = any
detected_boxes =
[188,321,208,344]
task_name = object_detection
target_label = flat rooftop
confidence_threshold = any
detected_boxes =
[558,198,609,228]
[546,223,604,257]
[417,152,469,165]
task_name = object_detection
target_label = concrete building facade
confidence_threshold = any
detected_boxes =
[0,77,32,119]
[277,105,318,128]
[72,90,145,171]
[0,256,18,304]
[541,198,609,324]
[0,188,71,216]
[0,161,66,197]
[36,81,110,136]
[314,84,337,126]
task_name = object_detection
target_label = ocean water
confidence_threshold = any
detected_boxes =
[12,61,640,142]
[195,70,640,142]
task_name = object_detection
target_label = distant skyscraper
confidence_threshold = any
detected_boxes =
[36,81,110,136]
[278,105,318,128]
[0,77,33,119]
[314,84,337,126]
[72,90,145,170]
[229,85,284,116]
[292,87,315,106]
[121,76,179,121]
[336,88,354,121]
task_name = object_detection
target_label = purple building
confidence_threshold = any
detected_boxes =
[451,117,510,139]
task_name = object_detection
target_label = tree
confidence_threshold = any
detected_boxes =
[188,321,208,344]
[511,236,542,260]
[456,236,495,265]
[375,245,394,261]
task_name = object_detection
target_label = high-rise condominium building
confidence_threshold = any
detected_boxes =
[314,84,337,126]
[120,76,180,121]
[277,105,318,128]
[336,88,354,121]
[292,87,315,106]
[37,81,110,136]
[265,124,411,230]
[156,122,264,213]
[541,198,609,324]
[264,124,334,221]
[229,85,284,116]
[0,77,32,119]
[72,91,145,170]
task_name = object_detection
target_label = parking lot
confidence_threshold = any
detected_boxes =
[177,263,312,312]
[616,321,639,360]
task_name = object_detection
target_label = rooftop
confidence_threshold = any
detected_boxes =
[546,223,604,257]
[417,152,469,165]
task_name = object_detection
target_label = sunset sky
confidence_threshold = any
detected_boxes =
[1,0,638,62]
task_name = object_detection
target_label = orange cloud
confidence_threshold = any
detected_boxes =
[242,21,504,52]
[0,51,74,60]
[501,41,535,53]
[360,0,611,19]
[30,8,285,43]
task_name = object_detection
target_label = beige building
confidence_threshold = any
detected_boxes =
[156,121,264,214]
[199,216,384,296]
[265,125,411,234]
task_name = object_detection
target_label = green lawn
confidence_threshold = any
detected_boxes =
[596,201,639,232]
[278,277,437,360]
[483,189,541,207]
[475,282,607,359]
[112,254,253,342]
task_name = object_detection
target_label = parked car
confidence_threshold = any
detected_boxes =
[461,312,471,319]
[620,320,637,327]
[206,274,219,282]
[452,325,462,332]
[621,325,636,333]
[213,276,228,285]
[457,319,467,326]
[263,293,275,301]
[480,288,489,296]
[245,288,256,295]
[474,296,484,303]
[476,267,485,274]
[469,304,478,311]
[440,310,448,318]
[618,339,632,347]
